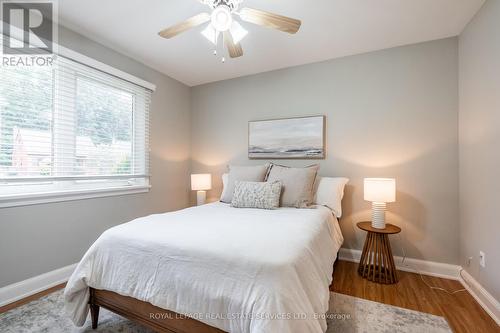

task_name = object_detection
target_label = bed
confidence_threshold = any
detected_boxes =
[64,202,344,333]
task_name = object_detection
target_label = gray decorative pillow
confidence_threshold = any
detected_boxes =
[266,164,319,208]
[220,164,270,203]
[231,181,282,209]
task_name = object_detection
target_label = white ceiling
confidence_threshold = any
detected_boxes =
[58,0,484,86]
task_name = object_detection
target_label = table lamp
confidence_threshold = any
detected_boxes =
[191,174,212,206]
[364,178,396,229]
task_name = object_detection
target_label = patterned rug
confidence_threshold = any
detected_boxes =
[0,290,452,332]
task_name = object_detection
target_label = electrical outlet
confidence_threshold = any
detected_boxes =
[479,251,486,268]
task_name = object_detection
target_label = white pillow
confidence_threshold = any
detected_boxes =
[221,173,229,201]
[313,177,349,217]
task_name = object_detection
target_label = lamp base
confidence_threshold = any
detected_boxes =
[196,191,207,206]
[371,202,386,229]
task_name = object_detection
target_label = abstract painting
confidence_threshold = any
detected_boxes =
[248,116,325,159]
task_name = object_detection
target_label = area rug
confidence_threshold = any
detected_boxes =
[0,290,452,332]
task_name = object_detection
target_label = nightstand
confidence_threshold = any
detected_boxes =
[357,221,401,284]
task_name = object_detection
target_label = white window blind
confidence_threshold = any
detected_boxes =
[0,53,152,204]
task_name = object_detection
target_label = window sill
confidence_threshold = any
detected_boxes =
[0,185,151,209]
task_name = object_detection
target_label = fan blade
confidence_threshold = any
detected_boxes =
[239,7,301,34]
[158,13,210,39]
[224,31,243,58]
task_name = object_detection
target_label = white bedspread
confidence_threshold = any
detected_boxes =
[64,203,343,333]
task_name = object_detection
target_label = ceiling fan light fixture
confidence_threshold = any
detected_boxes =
[201,24,218,44]
[230,21,247,44]
[158,1,302,61]
[211,5,232,32]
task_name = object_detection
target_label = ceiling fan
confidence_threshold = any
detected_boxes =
[158,0,302,62]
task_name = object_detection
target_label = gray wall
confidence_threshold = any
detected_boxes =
[459,0,500,300]
[0,26,192,287]
[191,38,460,264]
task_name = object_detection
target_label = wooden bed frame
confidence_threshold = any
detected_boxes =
[89,254,340,333]
[89,288,225,333]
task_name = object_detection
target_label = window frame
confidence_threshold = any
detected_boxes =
[0,183,150,208]
[0,36,155,208]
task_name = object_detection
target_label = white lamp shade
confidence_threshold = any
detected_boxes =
[364,178,396,203]
[201,24,218,45]
[191,174,212,191]
[202,21,247,45]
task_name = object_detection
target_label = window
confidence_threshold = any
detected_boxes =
[0,52,152,206]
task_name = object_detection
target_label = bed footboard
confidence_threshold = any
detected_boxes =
[88,288,225,333]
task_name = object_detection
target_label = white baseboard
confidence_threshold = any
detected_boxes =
[459,269,500,326]
[339,248,462,280]
[0,263,77,308]
[339,247,500,326]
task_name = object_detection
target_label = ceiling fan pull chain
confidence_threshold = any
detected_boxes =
[213,31,218,56]
[220,32,225,63]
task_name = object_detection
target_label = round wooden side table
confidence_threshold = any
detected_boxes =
[357,221,401,284]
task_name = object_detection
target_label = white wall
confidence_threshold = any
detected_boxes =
[191,38,460,264]
[0,26,192,287]
[459,0,500,300]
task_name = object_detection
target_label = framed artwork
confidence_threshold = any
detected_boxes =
[248,115,325,159]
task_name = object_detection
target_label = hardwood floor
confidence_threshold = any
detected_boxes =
[331,260,500,333]
[1,265,498,333]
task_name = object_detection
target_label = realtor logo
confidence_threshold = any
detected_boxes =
[1,1,54,54]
